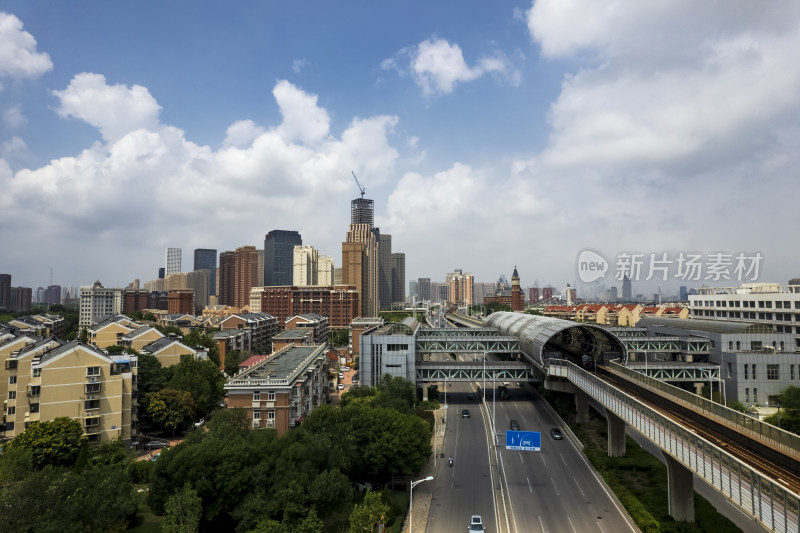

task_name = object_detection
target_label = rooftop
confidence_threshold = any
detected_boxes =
[637,317,777,334]
[229,345,323,384]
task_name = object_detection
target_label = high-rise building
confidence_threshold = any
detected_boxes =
[44,285,61,306]
[264,230,302,286]
[528,287,540,304]
[391,252,405,305]
[378,232,393,310]
[351,198,374,227]
[511,266,524,311]
[0,274,11,311]
[218,251,237,306]
[10,287,32,312]
[235,246,259,309]
[409,280,418,301]
[257,250,265,286]
[186,269,210,311]
[679,286,688,302]
[542,287,553,302]
[622,275,632,300]
[417,278,431,302]
[193,248,217,296]
[343,224,379,316]
[318,255,334,286]
[79,281,123,327]
[449,271,473,306]
[165,248,182,276]
[293,245,319,286]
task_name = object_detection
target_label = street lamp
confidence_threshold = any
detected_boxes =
[409,476,434,533]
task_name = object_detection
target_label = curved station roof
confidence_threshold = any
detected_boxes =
[484,311,627,368]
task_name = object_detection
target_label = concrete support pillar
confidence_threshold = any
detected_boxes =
[422,386,429,402]
[693,382,703,395]
[663,452,695,522]
[606,410,626,457]
[575,390,589,424]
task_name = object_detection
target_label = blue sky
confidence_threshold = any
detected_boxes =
[1,1,799,298]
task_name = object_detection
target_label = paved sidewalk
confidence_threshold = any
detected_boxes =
[405,409,446,532]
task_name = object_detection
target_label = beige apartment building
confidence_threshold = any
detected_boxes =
[3,340,137,445]
[121,326,165,352]
[87,315,144,349]
[225,344,328,436]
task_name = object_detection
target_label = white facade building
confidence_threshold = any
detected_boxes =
[293,245,318,286]
[689,283,800,350]
[318,255,334,286]
[79,281,123,327]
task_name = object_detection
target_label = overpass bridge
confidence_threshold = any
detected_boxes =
[447,311,800,532]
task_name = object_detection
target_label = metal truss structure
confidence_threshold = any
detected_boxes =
[620,336,710,354]
[416,335,519,353]
[415,361,535,382]
[627,363,720,382]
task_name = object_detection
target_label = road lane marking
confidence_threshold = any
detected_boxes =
[567,516,577,533]
[538,515,546,533]
[551,477,560,496]
[559,452,568,466]
[527,477,533,493]
[573,477,586,498]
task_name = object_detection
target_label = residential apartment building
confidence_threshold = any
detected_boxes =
[139,337,196,367]
[123,288,149,314]
[689,283,800,350]
[87,315,143,349]
[219,312,279,354]
[213,329,250,370]
[225,344,328,436]
[121,326,164,352]
[3,340,137,445]
[218,251,237,306]
[285,313,329,344]
[259,285,359,329]
[318,255,334,286]
[234,246,259,309]
[168,289,195,315]
[343,224,379,316]
[293,245,319,286]
[79,281,123,327]
[7,314,65,338]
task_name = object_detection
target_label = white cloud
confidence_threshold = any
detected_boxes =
[0,12,53,84]
[3,105,26,129]
[273,79,330,145]
[385,38,520,95]
[53,73,162,143]
[292,59,307,74]
[0,135,31,163]
[0,78,400,285]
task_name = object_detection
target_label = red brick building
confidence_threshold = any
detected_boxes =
[260,285,359,328]
[167,289,194,314]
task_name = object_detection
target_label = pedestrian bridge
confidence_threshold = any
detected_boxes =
[415,360,536,382]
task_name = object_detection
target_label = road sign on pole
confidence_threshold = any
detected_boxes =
[506,430,541,451]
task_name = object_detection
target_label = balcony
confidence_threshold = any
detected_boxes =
[265,419,275,428]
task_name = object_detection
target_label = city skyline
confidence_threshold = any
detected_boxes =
[1,3,799,291]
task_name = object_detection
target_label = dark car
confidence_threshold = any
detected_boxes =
[462,409,470,418]
[551,427,563,440]
[509,419,520,431]
[467,392,477,400]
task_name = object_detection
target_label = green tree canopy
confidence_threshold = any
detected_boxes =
[145,389,196,434]
[4,417,88,469]
[168,355,226,415]
[348,491,390,533]
[162,483,203,533]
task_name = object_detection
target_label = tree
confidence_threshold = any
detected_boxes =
[308,468,351,516]
[145,389,196,434]
[162,483,203,533]
[328,329,349,347]
[225,349,249,376]
[4,417,88,469]
[168,355,226,415]
[183,330,221,367]
[348,491,389,533]
[137,353,169,395]
[374,374,416,412]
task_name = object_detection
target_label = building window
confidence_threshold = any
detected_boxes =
[745,388,750,403]
[767,365,780,380]
[750,341,762,351]
[85,383,101,394]
[727,363,732,378]
[253,391,260,401]
[8,391,16,400]
[780,341,785,352]
[84,399,100,410]
[744,365,748,379]
[29,403,39,413]
[84,417,100,427]
[753,388,758,403]
[268,391,276,401]
[8,375,16,384]
[736,341,741,350]
[6,406,15,416]
[752,364,757,379]
[268,410,275,420]
[86,367,100,376]
[253,411,261,420]
[791,365,795,380]
[32,368,41,377]
[728,341,733,350]
[29,386,40,396]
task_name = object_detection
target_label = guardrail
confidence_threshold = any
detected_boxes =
[607,359,800,462]
[548,359,800,533]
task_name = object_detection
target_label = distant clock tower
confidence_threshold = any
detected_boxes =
[511,266,524,311]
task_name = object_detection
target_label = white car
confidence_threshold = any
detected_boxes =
[338,383,344,390]
[469,515,485,532]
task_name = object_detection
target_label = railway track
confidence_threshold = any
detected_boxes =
[598,367,800,495]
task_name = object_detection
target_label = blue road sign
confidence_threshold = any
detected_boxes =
[506,430,541,451]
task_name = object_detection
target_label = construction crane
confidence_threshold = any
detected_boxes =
[351,171,365,199]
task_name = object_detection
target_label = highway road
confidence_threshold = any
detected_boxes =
[425,351,638,533]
